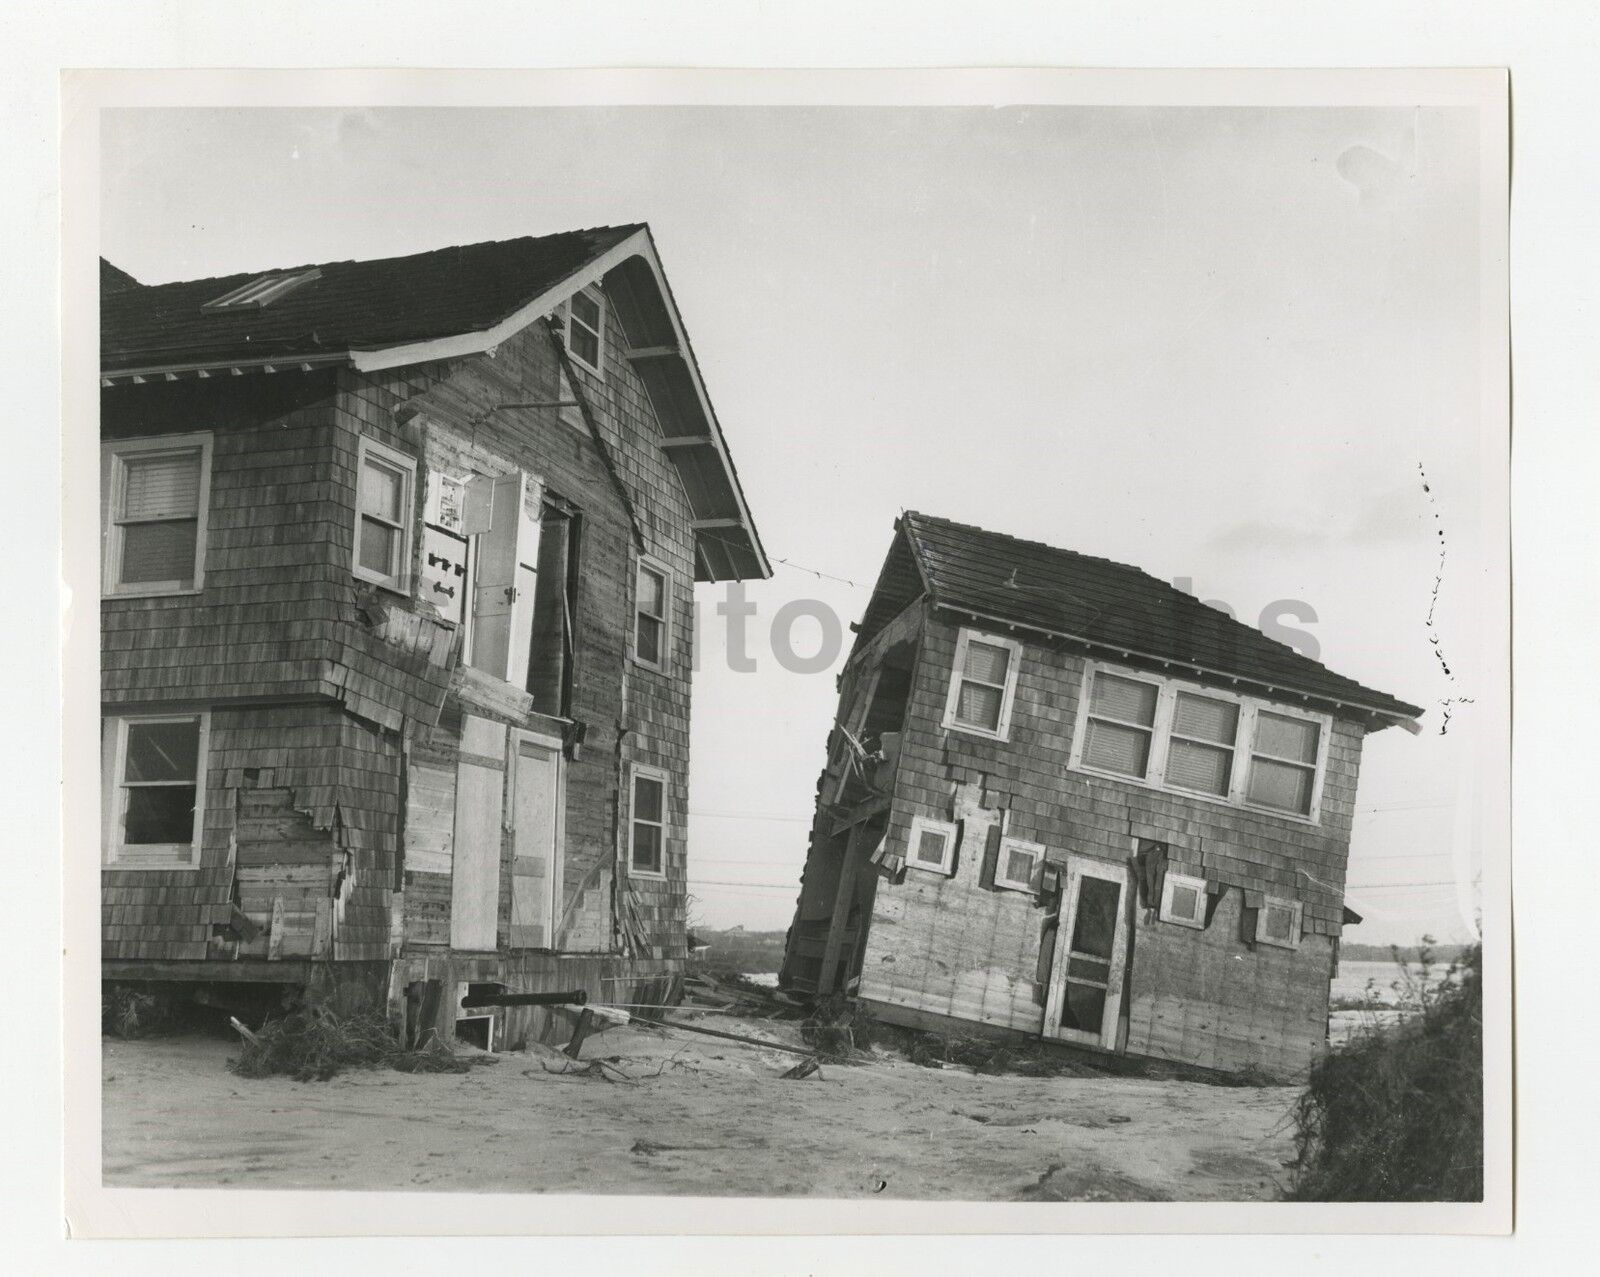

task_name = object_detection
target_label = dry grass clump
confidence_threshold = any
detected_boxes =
[1288,942,1482,1201]
[800,995,875,1060]
[103,984,179,1040]
[230,1002,482,1082]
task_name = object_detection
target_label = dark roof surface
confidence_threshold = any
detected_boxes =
[901,511,1422,719]
[101,225,643,371]
[100,258,142,295]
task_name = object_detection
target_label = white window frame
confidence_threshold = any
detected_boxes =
[101,712,209,870]
[940,628,1024,742]
[101,432,213,598]
[564,284,606,376]
[352,436,418,594]
[1076,667,1163,782]
[994,836,1044,893]
[631,556,673,674]
[1068,659,1333,824]
[906,814,959,877]
[1255,895,1304,950]
[1159,871,1209,929]
[627,764,669,879]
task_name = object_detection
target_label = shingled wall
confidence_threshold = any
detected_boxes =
[852,610,1366,1079]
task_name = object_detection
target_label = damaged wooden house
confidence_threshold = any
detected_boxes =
[780,512,1421,1080]
[99,226,768,1049]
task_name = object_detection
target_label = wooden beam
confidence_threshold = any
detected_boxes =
[659,435,712,449]
[623,344,680,360]
[692,517,743,531]
[818,823,871,994]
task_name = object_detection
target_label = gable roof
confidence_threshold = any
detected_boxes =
[897,511,1422,724]
[99,226,768,581]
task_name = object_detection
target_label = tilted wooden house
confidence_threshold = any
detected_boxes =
[780,513,1421,1080]
[99,226,768,1048]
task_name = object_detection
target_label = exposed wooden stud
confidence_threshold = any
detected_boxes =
[624,344,679,360]
[659,435,711,449]
[692,517,742,531]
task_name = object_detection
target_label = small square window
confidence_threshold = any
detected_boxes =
[1159,872,1208,929]
[995,837,1044,893]
[1255,895,1303,949]
[906,815,958,876]
[566,285,605,375]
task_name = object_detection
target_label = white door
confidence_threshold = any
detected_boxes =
[510,734,563,949]
[1043,857,1131,1050]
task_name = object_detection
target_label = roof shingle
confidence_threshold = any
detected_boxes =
[901,511,1421,720]
[101,226,643,372]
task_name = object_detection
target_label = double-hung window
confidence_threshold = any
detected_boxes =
[565,286,605,375]
[941,629,1022,740]
[102,433,212,596]
[102,714,208,868]
[633,559,671,672]
[1247,712,1322,817]
[353,437,416,592]
[628,766,668,877]
[1071,661,1330,821]
[1080,671,1160,778]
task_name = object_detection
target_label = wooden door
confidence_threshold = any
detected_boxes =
[1044,857,1131,1050]
[509,734,563,949]
[450,715,506,951]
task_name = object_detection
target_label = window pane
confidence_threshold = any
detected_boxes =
[1165,738,1232,795]
[1255,712,1319,763]
[571,290,601,329]
[1062,981,1107,1033]
[1089,672,1158,726]
[1170,884,1200,920]
[360,459,403,521]
[1248,757,1314,814]
[636,613,663,665]
[1070,875,1122,960]
[638,566,665,617]
[1004,847,1035,883]
[963,640,1010,686]
[633,776,664,824]
[358,517,398,576]
[1172,693,1238,744]
[1083,719,1151,777]
[1066,956,1111,984]
[1262,903,1295,942]
[124,785,196,845]
[120,519,197,584]
[123,452,200,520]
[631,822,662,873]
[956,680,1003,730]
[124,720,199,782]
[914,828,948,865]
[570,324,600,367]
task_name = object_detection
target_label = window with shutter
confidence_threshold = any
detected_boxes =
[102,433,212,595]
[463,470,543,685]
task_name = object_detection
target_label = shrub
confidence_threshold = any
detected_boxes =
[102,984,179,1039]
[1287,942,1483,1201]
[230,1002,478,1082]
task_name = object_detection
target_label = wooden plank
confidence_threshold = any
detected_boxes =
[450,716,506,950]
[267,897,285,960]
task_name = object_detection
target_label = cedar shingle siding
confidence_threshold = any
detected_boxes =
[100,229,762,1037]
[783,516,1416,1081]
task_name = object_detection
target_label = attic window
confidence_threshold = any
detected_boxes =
[564,285,605,375]
[202,268,321,310]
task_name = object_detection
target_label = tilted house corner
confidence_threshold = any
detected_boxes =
[780,511,1421,1081]
[99,227,768,1049]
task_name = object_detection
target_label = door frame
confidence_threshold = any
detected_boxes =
[1043,855,1131,1050]
[510,728,566,945]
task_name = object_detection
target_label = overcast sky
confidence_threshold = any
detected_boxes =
[102,105,1491,944]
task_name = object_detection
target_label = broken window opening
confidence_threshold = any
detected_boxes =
[526,505,582,716]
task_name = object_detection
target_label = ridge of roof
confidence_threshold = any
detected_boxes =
[899,509,1422,722]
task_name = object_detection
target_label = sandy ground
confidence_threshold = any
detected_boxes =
[103,1013,1301,1200]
